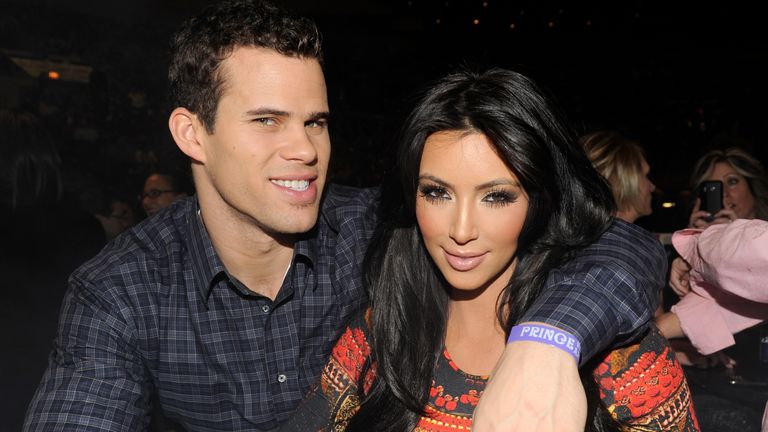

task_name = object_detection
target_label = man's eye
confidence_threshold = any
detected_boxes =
[253,118,277,126]
[306,119,328,129]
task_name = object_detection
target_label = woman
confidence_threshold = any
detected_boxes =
[659,146,768,344]
[655,147,768,430]
[580,131,656,224]
[282,69,698,431]
[687,147,768,228]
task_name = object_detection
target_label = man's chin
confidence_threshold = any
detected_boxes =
[267,211,320,236]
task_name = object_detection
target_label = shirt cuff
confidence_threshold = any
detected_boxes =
[519,281,620,367]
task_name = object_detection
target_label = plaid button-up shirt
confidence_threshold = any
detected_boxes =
[25,185,664,431]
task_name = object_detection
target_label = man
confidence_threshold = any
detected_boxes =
[25,1,665,430]
[140,171,191,217]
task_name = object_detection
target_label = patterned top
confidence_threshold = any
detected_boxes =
[281,309,700,431]
[418,350,485,431]
[25,183,667,431]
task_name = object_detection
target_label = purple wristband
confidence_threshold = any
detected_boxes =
[507,324,581,362]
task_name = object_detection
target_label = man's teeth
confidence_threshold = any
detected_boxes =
[271,179,310,191]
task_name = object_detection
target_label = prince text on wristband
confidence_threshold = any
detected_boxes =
[507,324,581,362]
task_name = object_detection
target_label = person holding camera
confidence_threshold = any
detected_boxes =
[686,147,768,229]
[655,146,768,431]
[658,146,768,351]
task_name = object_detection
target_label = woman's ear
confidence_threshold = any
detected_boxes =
[169,107,207,163]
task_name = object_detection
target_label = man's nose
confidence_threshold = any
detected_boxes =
[280,125,319,164]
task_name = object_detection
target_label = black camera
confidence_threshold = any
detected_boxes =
[699,180,723,222]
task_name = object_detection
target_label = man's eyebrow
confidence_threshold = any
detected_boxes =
[244,108,290,117]
[243,109,330,121]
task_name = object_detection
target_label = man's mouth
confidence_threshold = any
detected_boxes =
[270,179,310,191]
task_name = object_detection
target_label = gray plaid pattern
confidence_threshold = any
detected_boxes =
[25,185,377,431]
[25,184,664,431]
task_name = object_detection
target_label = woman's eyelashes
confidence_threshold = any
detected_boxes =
[482,189,517,206]
[418,183,518,207]
[418,184,450,203]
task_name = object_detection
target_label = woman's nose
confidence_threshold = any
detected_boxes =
[448,202,478,245]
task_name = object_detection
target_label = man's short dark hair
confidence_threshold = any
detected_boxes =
[168,0,323,133]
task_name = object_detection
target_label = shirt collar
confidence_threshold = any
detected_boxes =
[186,199,228,304]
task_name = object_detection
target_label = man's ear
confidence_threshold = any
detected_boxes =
[169,107,207,163]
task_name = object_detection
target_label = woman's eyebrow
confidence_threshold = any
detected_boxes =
[418,174,452,189]
[475,179,519,191]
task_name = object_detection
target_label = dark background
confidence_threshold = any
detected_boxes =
[2,0,767,233]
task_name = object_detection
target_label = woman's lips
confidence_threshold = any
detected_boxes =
[443,250,486,271]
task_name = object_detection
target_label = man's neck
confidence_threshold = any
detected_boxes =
[197,196,296,301]
[616,209,638,224]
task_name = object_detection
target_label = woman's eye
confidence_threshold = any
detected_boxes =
[419,185,450,202]
[726,177,740,186]
[483,190,516,206]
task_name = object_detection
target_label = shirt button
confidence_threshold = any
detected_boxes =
[261,305,270,313]
[277,374,287,383]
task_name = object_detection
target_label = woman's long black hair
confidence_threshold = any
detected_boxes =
[347,68,616,431]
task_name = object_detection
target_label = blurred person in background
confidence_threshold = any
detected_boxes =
[580,130,656,224]
[655,147,768,431]
[0,109,103,431]
[79,182,138,242]
[687,147,768,228]
[665,147,768,339]
[140,169,192,217]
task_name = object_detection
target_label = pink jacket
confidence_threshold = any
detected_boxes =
[671,219,768,355]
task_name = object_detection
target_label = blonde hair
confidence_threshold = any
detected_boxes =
[690,147,768,221]
[580,130,648,215]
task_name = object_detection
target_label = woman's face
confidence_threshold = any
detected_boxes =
[707,162,756,219]
[636,157,656,218]
[416,131,529,294]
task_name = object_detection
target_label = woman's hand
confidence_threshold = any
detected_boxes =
[669,257,692,297]
[688,198,738,228]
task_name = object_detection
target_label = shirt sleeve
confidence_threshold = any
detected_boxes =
[673,219,768,303]
[669,219,768,355]
[24,275,151,431]
[519,219,666,366]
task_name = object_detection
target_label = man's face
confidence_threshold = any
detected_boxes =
[197,47,330,235]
